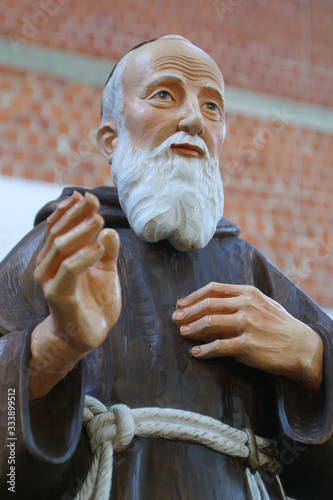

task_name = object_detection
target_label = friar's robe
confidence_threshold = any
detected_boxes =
[0,186,333,500]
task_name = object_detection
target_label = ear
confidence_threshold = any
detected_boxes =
[97,120,118,163]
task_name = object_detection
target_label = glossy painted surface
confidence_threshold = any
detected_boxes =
[0,187,332,499]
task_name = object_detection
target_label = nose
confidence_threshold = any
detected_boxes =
[178,98,204,136]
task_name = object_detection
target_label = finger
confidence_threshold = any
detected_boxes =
[37,192,100,264]
[36,191,83,265]
[50,192,100,235]
[179,312,243,341]
[95,229,120,270]
[172,296,245,326]
[34,214,104,286]
[45,241,105,297]
[46,191,83,228]
[191,337,244,359]
[176,282,251,309]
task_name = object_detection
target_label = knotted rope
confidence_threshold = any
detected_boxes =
[75,396,281,500]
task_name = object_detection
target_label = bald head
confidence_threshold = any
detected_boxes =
[124,37,224,94]
[100,36,224,131]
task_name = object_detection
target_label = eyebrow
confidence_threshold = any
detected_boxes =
[143,75,225,104]
[202,84,225,108]
[144,73,187,91]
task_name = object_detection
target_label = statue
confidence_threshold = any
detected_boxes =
[0,35,332,500]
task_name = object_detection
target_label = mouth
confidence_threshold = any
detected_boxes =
[170,143,205,159]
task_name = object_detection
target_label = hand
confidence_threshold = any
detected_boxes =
[172,282,323,393]
[29,191,121,400]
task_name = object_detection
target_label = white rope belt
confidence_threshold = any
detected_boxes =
[75,395,283,500]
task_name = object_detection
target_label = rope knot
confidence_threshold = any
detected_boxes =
[111,404,136,452]
[85,403,135,453]
[76,396,283,500]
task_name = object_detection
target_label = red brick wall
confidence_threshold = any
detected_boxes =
[0,0,332,308]
[221,114,333,307]
[0,66,108,186]
[2,0,333,106]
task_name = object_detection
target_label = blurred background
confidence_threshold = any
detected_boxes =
[0,0,332,316]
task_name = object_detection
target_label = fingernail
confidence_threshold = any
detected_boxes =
[173,310,185,320]
[177,297,188,307]
[180,326,190,336]
[192,347,201,356]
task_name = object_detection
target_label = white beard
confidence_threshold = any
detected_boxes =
[111,130,224,251]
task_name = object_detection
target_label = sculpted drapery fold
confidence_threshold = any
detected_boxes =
[0,187,332,500]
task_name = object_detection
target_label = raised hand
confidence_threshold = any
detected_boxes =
[172,282,323,393]
[29,191,121,400]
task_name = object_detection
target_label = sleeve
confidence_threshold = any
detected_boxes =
[254,251,333,445]
[250,246,333,500]
[0,223,90,500]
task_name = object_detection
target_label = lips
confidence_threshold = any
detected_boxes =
[171,143,204,159]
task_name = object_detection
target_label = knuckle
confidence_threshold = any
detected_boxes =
[244,294,252,307]
[244,285,255,296]
[33,268,43,287]
[53,236,65,256]
[49,226,58,239]
[237,335,247,354]
[43,281,57,300]
[216,339,224,352]
[250,285,260,298]
[206,315,215,328]
[43,286,54,301]
[60,258,75,276]
[243,312,252,328]
[235,310,246,330]
[44,287,66,305]
[204,298,211,312]
[46,219,53,232]
[243,333,255,353]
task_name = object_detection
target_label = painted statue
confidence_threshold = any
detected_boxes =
[0,35,332,500]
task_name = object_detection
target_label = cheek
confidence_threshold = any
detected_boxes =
[124,104,178,149]
[212,125,226,156]
[124,105,146,136]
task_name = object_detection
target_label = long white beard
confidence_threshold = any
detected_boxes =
[111,130,224,251]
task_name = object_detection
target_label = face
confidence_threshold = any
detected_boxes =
[122,38,226,161]
[99,38,226,251]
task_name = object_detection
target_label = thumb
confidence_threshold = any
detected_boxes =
[96,228,120,269]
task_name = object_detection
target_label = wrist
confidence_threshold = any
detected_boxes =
[291,326,323,394]
[28,316,83,400]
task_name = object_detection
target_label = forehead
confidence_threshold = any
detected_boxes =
[123,39,224,94]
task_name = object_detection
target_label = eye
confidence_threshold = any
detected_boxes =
[207,102,217,110]
[202,101,223,120]
[150,90,174,101]
[204,102,221,114]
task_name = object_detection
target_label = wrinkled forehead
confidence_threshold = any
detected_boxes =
[123,39,224,95]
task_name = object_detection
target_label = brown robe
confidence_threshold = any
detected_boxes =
[0,186,333,500]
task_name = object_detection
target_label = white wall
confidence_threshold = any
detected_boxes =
[0,175,65,261]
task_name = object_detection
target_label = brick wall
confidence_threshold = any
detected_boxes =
[2,0,333,106]
[0,0,332,308]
